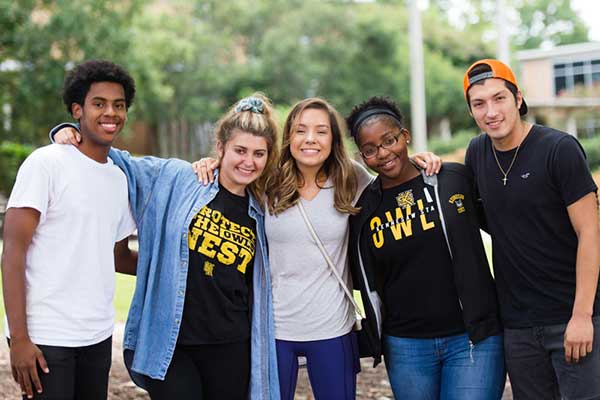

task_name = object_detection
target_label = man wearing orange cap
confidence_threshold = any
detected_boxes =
[463,59,600,399]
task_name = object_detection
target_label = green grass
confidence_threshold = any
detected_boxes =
[113,274,137,321]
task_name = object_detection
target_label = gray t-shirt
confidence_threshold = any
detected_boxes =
[266,161,373,341]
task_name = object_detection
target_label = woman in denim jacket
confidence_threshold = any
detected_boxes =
[50,95,281,399]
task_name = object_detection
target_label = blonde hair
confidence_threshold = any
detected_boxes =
[215,93,279,200]
[266,97,359,215]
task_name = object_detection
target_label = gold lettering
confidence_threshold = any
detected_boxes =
[210,210,222,223]
[197,232,221,258]
[241,226,255,239]
[218,241,237,265]
[206,220,219,236]
[385,208,413,239]
[418,199,435,231]
[198,207,212,217]
[188,227,201,250]
[370,217,384,248]
[237,247,253,274]
[227,221,241,234]
[194,215,211,231]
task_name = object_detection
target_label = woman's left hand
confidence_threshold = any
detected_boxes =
[410,152,442,176]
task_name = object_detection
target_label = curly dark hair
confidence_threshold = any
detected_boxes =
[62,60,136,116]
[346,96,405,142]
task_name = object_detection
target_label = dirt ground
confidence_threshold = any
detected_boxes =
[0,324,514,399]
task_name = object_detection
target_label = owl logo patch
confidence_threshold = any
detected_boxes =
[448,193,466,214]
[396,189,415,209]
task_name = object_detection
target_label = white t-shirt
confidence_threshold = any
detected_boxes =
[266,161,373,341]
[5,144,136,347]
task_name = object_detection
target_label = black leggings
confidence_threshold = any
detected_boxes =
[145,340,250,400]
[10,336,112,400]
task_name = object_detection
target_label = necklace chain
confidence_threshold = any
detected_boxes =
[491,142,520,186]
[490,124,528,186]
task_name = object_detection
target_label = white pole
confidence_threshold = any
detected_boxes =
[496,0,510,63]
[408,0,427,152]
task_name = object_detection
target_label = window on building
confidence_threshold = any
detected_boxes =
[554,58,600,95]
[593,59,600,85]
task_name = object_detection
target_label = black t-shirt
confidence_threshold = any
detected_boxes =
[360,175,465,338]
[178,186,256,345]
[465,125,599,328]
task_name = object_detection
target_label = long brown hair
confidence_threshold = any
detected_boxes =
[214,93,279,201]
[266,97,359,215]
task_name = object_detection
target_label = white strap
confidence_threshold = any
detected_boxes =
[297,201,365,318]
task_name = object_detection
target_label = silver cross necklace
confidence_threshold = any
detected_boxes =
[490,125,527,186]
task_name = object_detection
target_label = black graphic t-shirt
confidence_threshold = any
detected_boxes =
[360,175,465,338]
[178,186,256,345]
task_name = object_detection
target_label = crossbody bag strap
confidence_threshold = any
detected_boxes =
[297,201,365,318]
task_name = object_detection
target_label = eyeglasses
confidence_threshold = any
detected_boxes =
[359,130,405,159]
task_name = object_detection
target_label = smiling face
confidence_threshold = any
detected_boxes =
[468,78,523,148]
[357,118,412,188]
[217,129,269,196]
[289,108,333,175]
[72,81,127,147]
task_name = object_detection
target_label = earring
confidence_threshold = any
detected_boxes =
[406,140,410,144]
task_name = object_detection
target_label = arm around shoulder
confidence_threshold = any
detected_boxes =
[114,237,138,276]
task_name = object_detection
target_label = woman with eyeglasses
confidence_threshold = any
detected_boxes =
[346,96,506,400]
[193,97,442,400]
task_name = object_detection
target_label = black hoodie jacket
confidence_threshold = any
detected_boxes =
[348,162,502,366]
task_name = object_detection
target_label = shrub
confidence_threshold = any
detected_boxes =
[427,129,477,155]
[580,135,600,171]
[0,142,34,197]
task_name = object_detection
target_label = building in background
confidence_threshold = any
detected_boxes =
[517,42,600,138]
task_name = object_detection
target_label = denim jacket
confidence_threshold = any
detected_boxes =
[108,148,280,399]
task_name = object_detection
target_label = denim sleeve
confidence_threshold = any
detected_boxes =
[48,122,80,142]
[108,148,168,223]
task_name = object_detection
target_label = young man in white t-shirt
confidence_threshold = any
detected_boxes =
[1,60,138,399]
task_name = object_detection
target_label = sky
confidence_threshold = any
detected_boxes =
[572,0,600,41]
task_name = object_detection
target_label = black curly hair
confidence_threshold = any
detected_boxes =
[346,96,405,142]
[62,60,136,117]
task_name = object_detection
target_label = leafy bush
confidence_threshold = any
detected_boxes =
[0,142,34,197]
[581,135,600,171]
[427,129,477,155]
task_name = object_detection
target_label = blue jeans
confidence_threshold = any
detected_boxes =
[383,333,505,400]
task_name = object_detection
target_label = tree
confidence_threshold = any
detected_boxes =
[512,0,589,49]
[0,0,144,144]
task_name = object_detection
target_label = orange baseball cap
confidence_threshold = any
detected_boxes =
[463,58,528,116]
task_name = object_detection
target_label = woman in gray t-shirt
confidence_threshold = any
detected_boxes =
[196,97,439,400]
